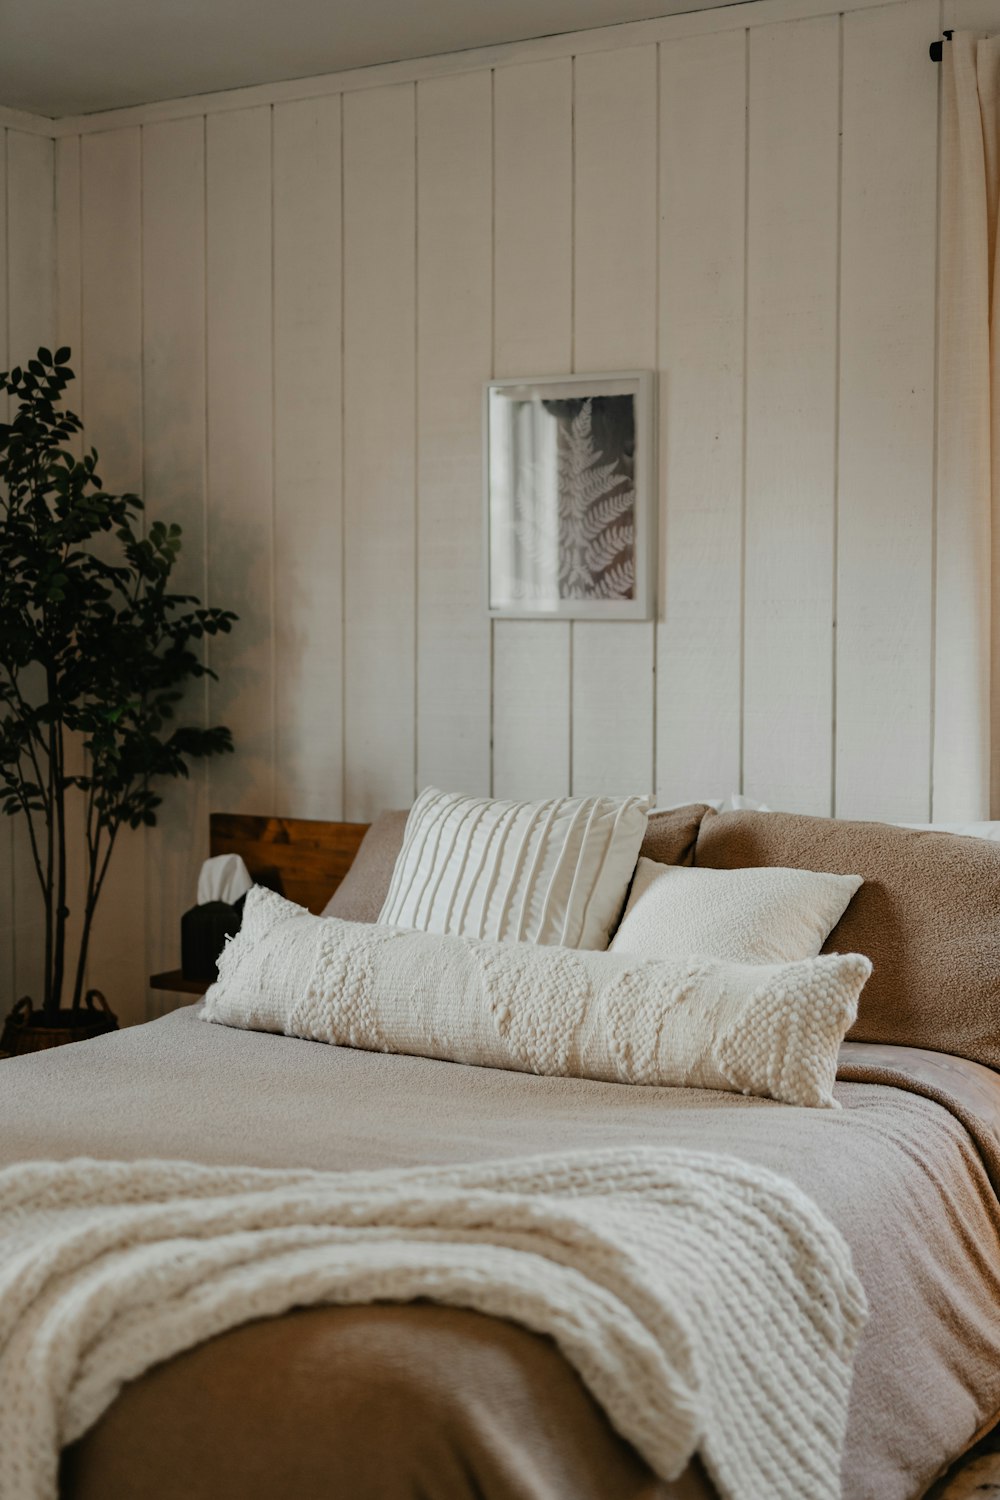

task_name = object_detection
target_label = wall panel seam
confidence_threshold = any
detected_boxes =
[738,29,750,796]
[268,104,277,810]
[413,82,420,803]
[3,129,13,1007]
[569,54,576,798]
[202,114,213,819]
[339,93,347,821]
[929,0,943,817]
[488,68,496,799]
[651,40,661,803]
[831,13,844,819]
[139,123,150,1005]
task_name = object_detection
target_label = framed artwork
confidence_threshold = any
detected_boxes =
[484,371,655,620]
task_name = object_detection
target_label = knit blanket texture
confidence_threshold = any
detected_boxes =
[0,1146,866,1500]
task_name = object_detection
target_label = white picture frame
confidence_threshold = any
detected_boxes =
[484,370,655,621]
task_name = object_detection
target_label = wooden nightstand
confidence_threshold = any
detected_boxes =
[149,971,207,997]
[149,812,369,1002]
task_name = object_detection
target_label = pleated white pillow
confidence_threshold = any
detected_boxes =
[610,857,862,965]
[378,787,649,951]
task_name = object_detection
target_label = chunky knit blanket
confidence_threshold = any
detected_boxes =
[0,1146,866,1500]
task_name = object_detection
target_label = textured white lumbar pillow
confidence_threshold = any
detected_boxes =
[378,786,649,951]
[610,857,862,966]
[204,886,872,1108]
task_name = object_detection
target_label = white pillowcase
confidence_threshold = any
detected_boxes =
[204,886,872,1109]
[610,857,862,965]
[378,786,649,951]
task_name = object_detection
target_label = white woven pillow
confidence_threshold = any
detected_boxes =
[203,886,872,1109]
[378,786,649,950]
[610,857,862,965]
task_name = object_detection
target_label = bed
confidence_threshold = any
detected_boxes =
[1,804,999,1500]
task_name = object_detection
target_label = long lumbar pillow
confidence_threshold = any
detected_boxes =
[203,887,872,1109]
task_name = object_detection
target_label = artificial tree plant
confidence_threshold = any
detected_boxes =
[0,347,236,1032]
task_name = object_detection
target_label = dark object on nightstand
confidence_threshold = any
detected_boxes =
[181,896,246,983]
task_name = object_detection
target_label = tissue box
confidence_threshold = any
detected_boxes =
[181,899,245,982]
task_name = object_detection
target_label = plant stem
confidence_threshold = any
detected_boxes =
[71,828,99,1011]
[49,696,67,1018]
[42,708,55,1018]
[71,818,118,1010]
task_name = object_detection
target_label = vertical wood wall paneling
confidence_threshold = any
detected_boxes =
[205,107,274,819]
[492,59,573,800]
[53,135,89,1006]
[272,96,344,818]
[6,132,54,363]
[44,3,978,1014]
[743,16,840,814]
[656,29,747,806]
[342,85,417,820]
[79,128,146,1022]
[0,133,10,1017]
[6,130,55,1010]
[141,117,209,1010]
[570,46,657,798]
[415,72,493,797]
[836,0,938,821]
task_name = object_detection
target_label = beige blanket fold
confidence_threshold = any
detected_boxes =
[0,1147,866,1500]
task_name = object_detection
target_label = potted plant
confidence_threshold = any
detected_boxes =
[0,347,236,1054]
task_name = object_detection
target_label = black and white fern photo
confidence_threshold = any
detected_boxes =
[486,373,654,620]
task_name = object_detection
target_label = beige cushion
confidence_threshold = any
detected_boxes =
[322,811,409,923]
[610,857,861,965]
[378,788,649,950]
[205,886,872,1109]
[695,809,1000,1070]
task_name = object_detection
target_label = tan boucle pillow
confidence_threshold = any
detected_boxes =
[695,809,1000,1070]
[205,886,872,1109]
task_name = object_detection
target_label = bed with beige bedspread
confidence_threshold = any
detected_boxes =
[2,801,1000,1500]
[0,1011,998,1500]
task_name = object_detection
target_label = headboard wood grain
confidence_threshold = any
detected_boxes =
[209,814,371,914]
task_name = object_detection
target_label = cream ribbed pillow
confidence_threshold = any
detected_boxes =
[378,787,649,950]
[610,857,862,965]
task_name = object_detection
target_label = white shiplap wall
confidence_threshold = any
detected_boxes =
[1,0,996,1023]
[1,127,54,1023]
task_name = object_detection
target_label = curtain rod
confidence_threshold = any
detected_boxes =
[929,30,953,62]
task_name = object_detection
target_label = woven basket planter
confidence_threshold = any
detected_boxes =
[0,991,119,1057]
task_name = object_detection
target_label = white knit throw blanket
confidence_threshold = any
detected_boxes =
[0,1147,867,1500]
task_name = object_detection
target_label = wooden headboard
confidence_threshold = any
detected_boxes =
[210,814,371,914]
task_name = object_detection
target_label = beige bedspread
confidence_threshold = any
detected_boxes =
[1,1009,999,1500]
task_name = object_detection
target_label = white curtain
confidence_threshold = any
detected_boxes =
[938,33,1000,818]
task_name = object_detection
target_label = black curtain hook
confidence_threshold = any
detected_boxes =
[930,30,954,63]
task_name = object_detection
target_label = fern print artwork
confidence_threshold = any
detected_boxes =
[487,376,652,620]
